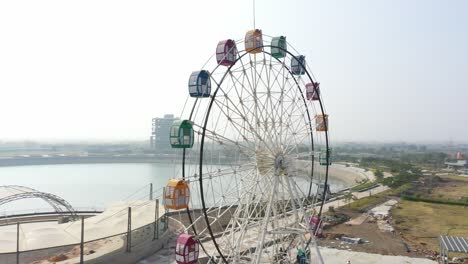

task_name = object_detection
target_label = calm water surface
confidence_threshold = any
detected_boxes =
[0,163,347,213]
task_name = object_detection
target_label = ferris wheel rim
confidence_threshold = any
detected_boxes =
[182,44,330,263]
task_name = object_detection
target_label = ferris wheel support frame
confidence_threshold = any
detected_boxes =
[184,44,330,263]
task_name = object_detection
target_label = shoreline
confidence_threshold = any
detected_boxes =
[294,160,373,187]
[0,156,370,189]
[0,155,176,167]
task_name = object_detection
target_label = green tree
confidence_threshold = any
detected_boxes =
[343,192,357,207]
[374,169,384,180]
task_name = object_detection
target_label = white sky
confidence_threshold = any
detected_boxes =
[0,0,467,142]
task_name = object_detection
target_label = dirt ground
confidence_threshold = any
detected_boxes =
[318,175,468,262]
[319,207,423,258]
[425,176,468,200]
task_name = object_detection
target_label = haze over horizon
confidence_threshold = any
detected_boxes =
[1,0,467,142]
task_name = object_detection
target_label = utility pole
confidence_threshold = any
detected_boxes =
[150,183,153,200]
[80,216,84,264]
[16,223,20,264]
[126,207,132,252]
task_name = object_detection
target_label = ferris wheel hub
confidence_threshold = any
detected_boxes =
[274,153,287,173]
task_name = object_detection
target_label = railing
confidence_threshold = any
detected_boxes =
[0,200,170,264]
[0,207,104,217]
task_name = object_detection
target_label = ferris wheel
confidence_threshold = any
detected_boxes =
[164,29,331,264]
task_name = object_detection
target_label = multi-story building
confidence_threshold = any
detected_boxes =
[150,114,179,154]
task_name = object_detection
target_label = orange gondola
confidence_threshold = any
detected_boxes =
[164,179,190,210]
[315,114,328,132]
[245,29,263,54]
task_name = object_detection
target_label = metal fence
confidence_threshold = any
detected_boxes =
[0,200,169,264]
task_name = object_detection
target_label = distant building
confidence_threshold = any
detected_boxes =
[150,114,179,154]
[445,152,468,176]
[445,159,467,168]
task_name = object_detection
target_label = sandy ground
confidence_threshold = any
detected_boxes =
[319,196,438,260]
[0,200,163,253]
[319,247,436,264]
[294,161,375,187]
[370,199,398,218]
[140,239,437,264]
[317,185,389,213]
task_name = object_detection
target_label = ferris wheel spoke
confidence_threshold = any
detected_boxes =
[266,60,292,147]
[281,110,309,154]
[211,100,260,146]
[254,173,279,263]
[210,168,276,257]
[267,67,305,151]
[211,91,278,156]
[256,57,286,148]
[187,164,256,183]
[237,55,283,152]
[205,164,258,204]
[284,132,312,157]
[231,171,277,258]
[252,62,284,147]
[193,124,255,156]
[226,69,255,99]
[245,55,276,146]
[282,118,311,151]
[217,75,260,142]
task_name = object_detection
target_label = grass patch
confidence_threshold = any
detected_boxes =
[442,174,468,182]
[386,183,413,196]
[347,195,387,212]
[429,180,468,200]
[351,180,378,191]
[392,200,468,251]
[402,195,468,206]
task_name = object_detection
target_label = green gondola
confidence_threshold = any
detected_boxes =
[170,120,194,149]
[319,148,332,166]
[271,36,287,59]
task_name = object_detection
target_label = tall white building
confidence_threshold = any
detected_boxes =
[150,114,179,153]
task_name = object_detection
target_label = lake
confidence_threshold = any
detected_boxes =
[0,163,348,214]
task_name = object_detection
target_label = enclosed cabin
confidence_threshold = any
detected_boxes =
[308,216,323,237]
[165,179,190,210]
[317,183,331,201]
[296,248,310,264]
[175,234,199,264]
[271,36,287,59]
[319,148,332,166]
[315,114,328,132]
[291,55,306,75]
[188,70,211,98]
[170,120,194,149]
[306,82,320,101]
[216,39,237,66]
[245,29,263,54]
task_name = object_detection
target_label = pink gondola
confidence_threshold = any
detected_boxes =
[309,216,323,237]
[175,234,199,264]
[216,39,237,66]
[306,82,320,101]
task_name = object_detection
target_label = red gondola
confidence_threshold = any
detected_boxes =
[306,82,320,101]
[216,39,237,66]
[175,234,199,264]
[309,216,323,237]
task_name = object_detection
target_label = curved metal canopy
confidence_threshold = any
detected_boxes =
[0,185,77,217]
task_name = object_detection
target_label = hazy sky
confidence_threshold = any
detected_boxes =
[0,0,467,142]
